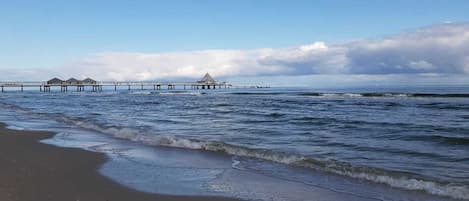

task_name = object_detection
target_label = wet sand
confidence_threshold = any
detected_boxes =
[0,123,241,201]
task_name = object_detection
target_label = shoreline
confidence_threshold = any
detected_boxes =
[0,123,241,201]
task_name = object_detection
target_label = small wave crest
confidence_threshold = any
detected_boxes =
[299,93,354,97]
[403,135,469,146]
[129,91,153,95]
[299,92,469,98]
[296,159,469,200]
[129,91,205,96]
[229,92,285,96]
[152,91,205,96]
[300,92,405,97]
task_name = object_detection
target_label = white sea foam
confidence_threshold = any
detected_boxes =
[130,91,152,95]
[6,125,25,130]
[337,171,469,200]
[112,130,469,199]
[155,92,205,96]
[319,93,363,98]
[343,93,363,97]
[385,93,409,97]
[62,117,469,200]
[296,160,469,200]
[231,158,243,170]
[319,93,340,97]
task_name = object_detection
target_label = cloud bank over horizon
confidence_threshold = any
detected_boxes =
[1,23,469,85]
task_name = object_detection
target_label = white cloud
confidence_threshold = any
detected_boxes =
[299,42,328,51]
[408,60,434,70]
[2,23,469,82]
[63,50,293,81]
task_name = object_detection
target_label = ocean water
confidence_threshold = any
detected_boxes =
[1,86,469,201]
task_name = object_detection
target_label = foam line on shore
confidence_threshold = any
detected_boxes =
[64,118,469,200]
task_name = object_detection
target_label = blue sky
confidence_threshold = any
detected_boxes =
[1,0,469,86]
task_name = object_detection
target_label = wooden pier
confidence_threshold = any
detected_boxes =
[0,74,271,93]
[0,81,235,93]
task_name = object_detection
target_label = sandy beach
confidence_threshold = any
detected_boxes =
[0,123,241,201]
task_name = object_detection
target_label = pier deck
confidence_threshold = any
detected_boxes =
[0,81,236,92]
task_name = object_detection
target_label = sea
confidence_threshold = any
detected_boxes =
[0,85,468,201]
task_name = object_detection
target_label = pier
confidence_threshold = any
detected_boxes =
[0,73,268,93]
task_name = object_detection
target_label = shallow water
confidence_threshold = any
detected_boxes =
[0,86,468,200]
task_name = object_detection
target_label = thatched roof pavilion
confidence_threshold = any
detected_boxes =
[47,77,63,85]
[198,73,215,84]
[45,77,98,85]
[65,78,80,84]
[82,78,97,84]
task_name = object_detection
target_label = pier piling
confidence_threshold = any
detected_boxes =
[76,85,84,92]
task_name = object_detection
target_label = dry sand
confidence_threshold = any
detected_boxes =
[0,123,241,201]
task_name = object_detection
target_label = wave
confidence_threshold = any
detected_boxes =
[299,92,469,98]
[214,103,232,107]
[419,103,469,110]
[129,91,153,95]
[272,112,285,117]
[229,92,286,96]
[58,118,469,200]
[127,91,206,96]
[461,115,469,120]
[151,91,206,96]
[403,135,469,146]
[297,159,469,200]
[299,92,362,97]
[411,93,469,98]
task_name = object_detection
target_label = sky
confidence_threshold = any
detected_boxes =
[1,0,469,87]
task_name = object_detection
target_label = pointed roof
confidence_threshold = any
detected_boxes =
[48,77,63,82]
[47,77,63,84]
[66,78,80,83]
[199,73,215,83]
[82,78,96,83]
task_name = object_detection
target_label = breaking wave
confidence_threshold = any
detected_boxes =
[228,92,286,96]
[128,91,206,96]
[57,117,469,200]
[151,91,206,96]
[300,92,469,98]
